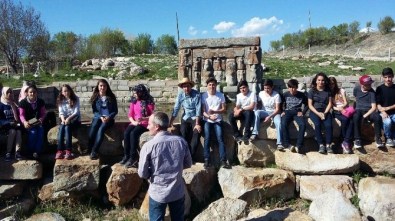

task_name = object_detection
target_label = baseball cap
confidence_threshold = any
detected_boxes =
[359,75,374,86]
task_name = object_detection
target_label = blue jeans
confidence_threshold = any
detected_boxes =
[382,113,395,139]
[149,196,184,221]
[310,111,333,145]
[27,126,44,154]
[252,110,282,145]
[57,121,80,151]
[88,117,114,153]
[333,111,353,143]
[281,110,306,147]
[204,121,226,161]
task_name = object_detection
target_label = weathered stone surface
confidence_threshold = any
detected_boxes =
[139,184,191,220]
[38,183,54,201]
[237,139,277,167]
[0,181,24,199]
[0,160,42,180]
[275,150,360,174]
[47,125,79,149]
[308,191,361,221]
[106,164,143,206]
[355,143,395,175]
[358,176,395,221]
[25,212,65,221]
[193,197,247,221]
[299,175,356,201]
[53,156,100,192]
[182,163,217,203]
[218,166,295,205]
[238,208,313,221]
[0,198,35,220]
[179,37,260,48]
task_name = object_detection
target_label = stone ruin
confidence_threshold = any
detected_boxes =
[178,37,264,92]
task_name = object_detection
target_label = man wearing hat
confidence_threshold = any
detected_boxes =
[170,77,202,160]
[376,67,395,147]
[353,74,383,148]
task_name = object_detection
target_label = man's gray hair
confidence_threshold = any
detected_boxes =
[153,112,169,130]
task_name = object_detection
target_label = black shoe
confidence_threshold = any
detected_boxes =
[124,159,138,168]
[90,152,98,160]
[233,134,242,142]
[5,153,12,162]
[241,135,249,142]
[220,160,231,169]
[15,151,23,160]
[203,159,210,169]
[119,156,129,165]
[376,137,384,148]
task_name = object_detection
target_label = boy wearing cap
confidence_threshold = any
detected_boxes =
[376,67,395,147]
[170,77,202,160]
[353,74,383,148]
[201,77,231,169]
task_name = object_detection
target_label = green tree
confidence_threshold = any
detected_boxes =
[154,34,177,55]
[98,28,128,57]
[270,40,281,51]
[378,16,395,34]
[348,21,360,39]
[51,31,79,60]
[131,33,153,54]
[26,32,51,62]
[0,0,48,73]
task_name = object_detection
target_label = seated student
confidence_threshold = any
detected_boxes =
[202,77,230,169]
[250,79,283,149]
[281,79,308,153]
[229,80,256,142]
[119,84,155,168]
[0,87,23,161]
[353,74,383,149]
[376,67,395,147]
[56,84,80,160]
[308,72,333,154]
[19,84,46,159]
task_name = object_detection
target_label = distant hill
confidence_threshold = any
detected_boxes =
[266,32,395,61]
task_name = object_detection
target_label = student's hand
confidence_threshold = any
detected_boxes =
[297,112,303,117]
[64,118,70,125]
[194,124,202,133]
[319,112,325,120]
[208,109,215,115]
[23,121,30,129]
[380,112,389,119]
[264,116,271,123]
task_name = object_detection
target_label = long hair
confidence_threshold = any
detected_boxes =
[57,84,78,108]
[311,72,330,92]
[328,76,340,97]
[90,79,116,104]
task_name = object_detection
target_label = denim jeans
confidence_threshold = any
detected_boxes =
[252,110,282,144]
[149,196,184,221]
[204,121,226,161]
[180,118,201,159]
[309,111,333,145]
[27,126,44,154]
[353,110,382,140]
[333,111,353,143]
[123,124,148,159]
[228,110,254,137]
[57,121,80,151]
[382,113,395,139]
[281,110,306,147]
[88,117,114,153]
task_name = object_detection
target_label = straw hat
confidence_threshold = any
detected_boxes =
[178,77,195,87]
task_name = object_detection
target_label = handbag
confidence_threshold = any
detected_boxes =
[342,106,355,118]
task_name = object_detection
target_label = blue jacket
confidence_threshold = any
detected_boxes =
[92,97,118,119]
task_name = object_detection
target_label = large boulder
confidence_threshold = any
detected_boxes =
[0,181,25,199]
[238,208,313,221]
[25,212,65,221]
[193,198,247,221]
[0,160,42,180]
[0,198,35,220]
[218,166,295,205]
[355,143,395,175]
[182,163,217,203]
[358,176,395,221]
[237,139,276,167]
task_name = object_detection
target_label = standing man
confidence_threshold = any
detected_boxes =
[169,77,202,161]
[138,112,192,221]
[202,77,231,169]
[376,67,395,147]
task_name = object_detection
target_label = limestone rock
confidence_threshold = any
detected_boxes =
[218,166,295,205]
[106,164,143,206]
[358,176,395,221]
[193,198,247,221]
[355,143,395,175]
[308,191,361,221]
[238,208,313,221]
[275,151,359,174]
[53,156,100,192]
[0,181,24,199]
[25,212,65,221]
[299,175,356,201]
[47,125,79,150]
[38,183,54,201]
[182,163,217,203]
[237,139,276,167]
[0,160,42,180]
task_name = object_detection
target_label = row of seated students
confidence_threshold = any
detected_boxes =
[2,68,394,167]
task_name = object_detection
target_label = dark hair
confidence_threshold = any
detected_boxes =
[206,77,217,85]
[382,67,394,77]
[57,84,78,108]
[90,79,116,103]
[311,72,330,92]
[25,84,38,93]
[287,79,299,88]
[328,77,340,96]
[131,84,154,104]
[262,79,274,87]
[152,112,169,130]
[238,80,248,88]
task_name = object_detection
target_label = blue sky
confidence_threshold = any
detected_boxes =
[19,0,395,51]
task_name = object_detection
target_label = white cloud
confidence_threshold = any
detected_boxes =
[213,21,236,33]
[188,26,198,36]
[231,16,284,37]
[202,30,208,35]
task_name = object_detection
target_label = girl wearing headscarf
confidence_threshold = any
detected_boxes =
[0,87,22,161]
[119,84,155,168]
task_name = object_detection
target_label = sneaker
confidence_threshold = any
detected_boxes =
[220,160,231,169]
[296,146,302,154]
[64,150,73,160]
[124,159,138,168]
[354,139,362,149]
[15,151,23,160]
[318,145,326,154]
[32,152,39,159]
[5,153,12,162]
[375,137,384,148]
[203,159,210,169]
[55,150,64,159]
[277,144,285,150]
[249,134,257,141]
[326,144,334,154]
[386,138,395,147]
[90,152,98,160]
[119,156,129,165]
[290,145,296,153]
[341,141,351,154]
